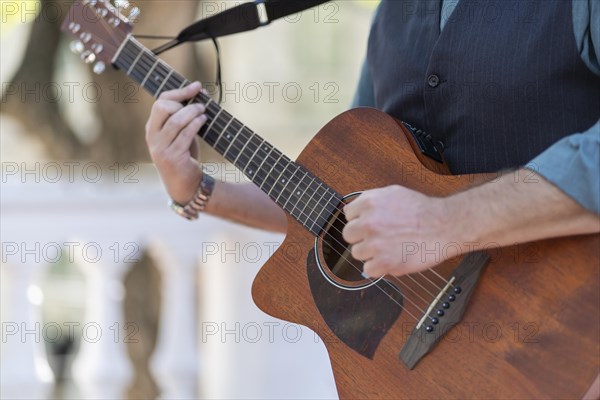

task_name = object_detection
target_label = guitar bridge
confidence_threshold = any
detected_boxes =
[399,251,490,369]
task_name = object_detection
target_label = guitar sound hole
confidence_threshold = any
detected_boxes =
[318,196,368,285]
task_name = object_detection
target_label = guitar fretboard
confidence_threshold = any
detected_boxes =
[113,36,341,235]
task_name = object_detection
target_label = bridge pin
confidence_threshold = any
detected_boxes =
[448,294,456,302]
[436,309,444,317]
[431,317,439,325]
[425,326,434,333]
[442,302,450,309]
[454,286,462,294]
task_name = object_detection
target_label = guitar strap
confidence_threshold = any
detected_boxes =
[152,0,332,55]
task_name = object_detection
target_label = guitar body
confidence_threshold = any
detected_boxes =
[252,108,600,399]
[57,4,598,396]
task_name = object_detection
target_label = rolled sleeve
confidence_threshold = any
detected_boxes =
[528,120,600,214]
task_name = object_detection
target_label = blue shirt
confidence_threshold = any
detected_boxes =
[353,0,600,214]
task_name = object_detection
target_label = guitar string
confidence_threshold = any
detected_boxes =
[117,42,452,319]
[79,7,447,328]
[116,42,453,304]
[85,0,453,294]
[117,42,463,325]
[110,46,433,321]
[117,41,454,323]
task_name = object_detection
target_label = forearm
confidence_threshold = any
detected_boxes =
[206,180,288,234]
[447,169,600,250]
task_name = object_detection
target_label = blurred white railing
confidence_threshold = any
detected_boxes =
[0,166,338,399]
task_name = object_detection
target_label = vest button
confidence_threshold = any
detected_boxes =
[427,74,440,88]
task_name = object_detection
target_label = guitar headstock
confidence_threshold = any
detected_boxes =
[61,0,138,74]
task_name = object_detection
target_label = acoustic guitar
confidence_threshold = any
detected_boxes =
[61,1,599,398]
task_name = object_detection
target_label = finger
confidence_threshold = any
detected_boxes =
[343,200,360,221]
[161,103,206,145]
[190,136,200,159]
[146,100,184,143]
[343,192,371,221]
[342,219,365,244]
[362,259,387,279]
[350,240,374,261]
[169,114,208,155]
[159,81,203,102]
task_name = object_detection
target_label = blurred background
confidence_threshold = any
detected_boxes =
[1,0,378,398]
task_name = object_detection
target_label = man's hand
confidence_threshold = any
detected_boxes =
[145,81,207,204]
[144,81,288,233]
[343,185,453,278]
[343,170,600,278]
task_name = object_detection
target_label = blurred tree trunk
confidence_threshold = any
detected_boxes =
[91,0,205,163]
[2,0,207,163]
[1,0,85,159]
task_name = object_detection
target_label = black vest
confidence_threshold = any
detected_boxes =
[367,0,600,173]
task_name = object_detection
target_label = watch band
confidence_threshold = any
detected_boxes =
[169,172,215,220]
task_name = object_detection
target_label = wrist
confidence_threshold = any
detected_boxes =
[169,170,216,220]
[169,167,202,205]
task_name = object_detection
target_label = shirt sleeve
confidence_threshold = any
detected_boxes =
[527,120,600,214]
[572,0,600,76]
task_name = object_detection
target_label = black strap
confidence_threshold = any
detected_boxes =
[153,0,331,55]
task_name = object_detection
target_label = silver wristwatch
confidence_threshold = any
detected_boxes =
[169,173,216,220]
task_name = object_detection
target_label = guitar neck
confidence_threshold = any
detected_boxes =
[112,35,341,235]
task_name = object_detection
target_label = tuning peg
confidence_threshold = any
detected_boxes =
[70,40,84,54]
[115,0,130,9]
[67,22,81,33]
[79,32,92,43]
[107,17,120,27]
[128,6,140,21]
[81,50,96,64]
[93,61,106,75]
[91,43,103,54]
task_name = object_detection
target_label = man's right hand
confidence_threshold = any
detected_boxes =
[145,81,208,205]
